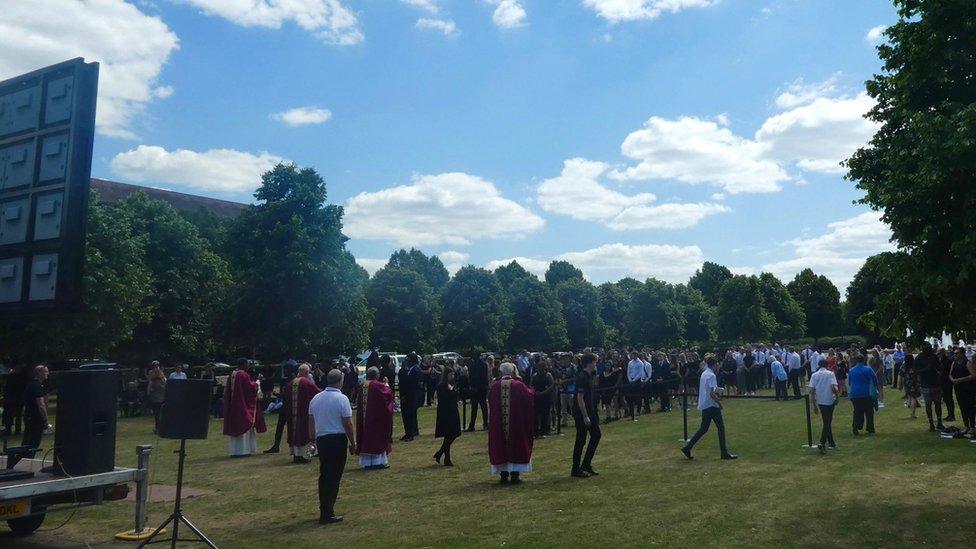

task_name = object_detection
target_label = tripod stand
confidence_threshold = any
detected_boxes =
[138,438,217,548]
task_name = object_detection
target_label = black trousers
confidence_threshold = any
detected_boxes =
[892,363,901,388]
[852,397,875,433]
[818,404,835,446]
[942,383,957,420]
[774,379,788,400]
[788,369,802,397]
[3,398,22,434]
[401,399,419,436]
[22,418,45,449]
[657,383,670,411]
[535,396,551,436]
[684,407,728,456]
[572,410,601,471]
[954,383,976,429]
[468,390,488,430]
[271,406,286,448]
[316,434,348,517]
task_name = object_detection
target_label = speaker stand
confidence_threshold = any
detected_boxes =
[138,439,217,548]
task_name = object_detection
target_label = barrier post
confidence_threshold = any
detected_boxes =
[462,398,467,428]
[681,392,689,442]
[803,394,815,448]
[556,389,562,435]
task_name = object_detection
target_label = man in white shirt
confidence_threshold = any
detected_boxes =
[808,349,822,375]
[809,365,839,454]
[786,348,803,398]
[168,364,187,380]
[308,369,356,525]
[680,357,737,460]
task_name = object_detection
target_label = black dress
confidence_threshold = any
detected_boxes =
[435,384,461,438]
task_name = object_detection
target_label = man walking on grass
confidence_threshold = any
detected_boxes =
[809,359,839,454]
[681,356,737,461]
[571,353,601,478]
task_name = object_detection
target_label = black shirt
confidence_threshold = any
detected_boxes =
[23,381,45,421]
[573,370,595,417]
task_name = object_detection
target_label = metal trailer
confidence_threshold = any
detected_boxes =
[0,445,151,536]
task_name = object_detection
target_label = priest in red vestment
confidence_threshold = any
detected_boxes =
[356,367,395,470]
[283,363,321,463]
[488,362,535,483]
[223,359,266,457]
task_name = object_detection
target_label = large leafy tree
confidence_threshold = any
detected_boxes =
[119,192,230,361]
[387,248,450,291]
[598,281,632,348]
[544,260,584,287]
[554,278,605,349]
[366,266,438,353]
[625,279,686,347]
[441,267,512,353]
[494,260,536,291]
[675,283,713,343]
[759,272,806,340]
[324,251,373,356]
[845,1,976,338]
[846,251,920,341]
[224,164,364,358]
[787,269,842,339]
[506,277,569,351]
[715,275,774,342]
[689,261,733,306]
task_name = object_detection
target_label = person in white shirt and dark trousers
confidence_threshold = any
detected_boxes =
[308,369,356,525]
[809,359,839,454]
[681,356,737,460]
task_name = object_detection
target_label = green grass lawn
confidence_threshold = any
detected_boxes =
[9,391,976,547]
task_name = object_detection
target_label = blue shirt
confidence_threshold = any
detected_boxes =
[893,350,905,364]
[168,371,186,380]
[771,360,787,381]
[848,364,876,399]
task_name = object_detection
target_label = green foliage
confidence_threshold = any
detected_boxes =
[845,0,976,338]
[786,269,841,339]
[494,260,536,291]
[544,260,584,287]
[323,252,373,356]
[387,248,450,291]
[506,277,569,351]
[759,272,806,340]
[815,335,869,349]
[715,275,774,342]
[223,163,364,358]
[845,253,897,340]
[366,266,439,353]
[554,278,605,349]
[441,266,512,353]
[674,284,713,343]
[625,279,686,347]
[598,281,634,348]
[179,206,230,251]
[689,261,732,306]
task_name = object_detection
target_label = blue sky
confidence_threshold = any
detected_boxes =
[2,0,900,291]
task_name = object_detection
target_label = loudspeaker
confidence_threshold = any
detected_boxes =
[53,370,118,476]
[159,379,211,440]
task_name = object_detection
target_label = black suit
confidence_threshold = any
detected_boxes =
[467,359,489,430]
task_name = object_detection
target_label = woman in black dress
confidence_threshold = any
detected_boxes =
[434,367,461,466]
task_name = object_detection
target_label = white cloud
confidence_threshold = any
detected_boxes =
[710,193,726,200]
[757,92,878,174]
[865,25,887,44]
[556,243,705,283]
[416,17,458,36]
[582,0,717,22]
[774,75,839,109]
[538,158,729,229]
[110,145,285,195]
[270,106,333,126]
[356,258,388,276]
[729,266,756,276]
[438,250,470,275]
[485,257,550,278]
[401,0,439,14]
[610,116,789,194]
[181,0,363,45]
[0,0,179,139]
[761,211,895,290]
[486,0,527,28]
[344,172,544,246]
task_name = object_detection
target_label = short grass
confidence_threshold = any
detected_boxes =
[8,391,976,548]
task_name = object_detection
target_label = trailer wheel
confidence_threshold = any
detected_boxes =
[7,508,46,535]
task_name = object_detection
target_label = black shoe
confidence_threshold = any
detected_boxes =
[293,456,310,464]
[817,444,825,455]
[721,453,738,460]
[680,447,693,460]
[464,428,475,432]
[500,473,510,484]
[443,460,454,467]
[852,427,859,436]
[929,422,936,432]
[433,451,442,464]
[582,467,599,476]
[510,473,523,484]
[945,416,956,422]
[571,469,590,478]
[264,447,280,454]
[319,515,343,525]
[401,436,414,442]
[937,423,946,431]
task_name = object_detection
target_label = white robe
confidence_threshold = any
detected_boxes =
[228,428,257,456]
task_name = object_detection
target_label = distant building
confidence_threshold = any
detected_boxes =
[91,178,246,218]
